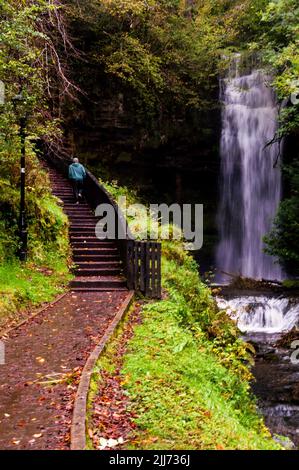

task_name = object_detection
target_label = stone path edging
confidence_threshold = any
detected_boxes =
[70,291,135,450]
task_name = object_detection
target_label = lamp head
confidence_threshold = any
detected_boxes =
[12,89,27,121]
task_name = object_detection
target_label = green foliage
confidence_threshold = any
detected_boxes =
[0,1,71,325]
[238,1,299,272]
[282,279,299,289]
[65,0,247,147]
[0,144,70,263]
[162,242,255,381]
[99,177,256,380]
[0,0,58,133]
[122,301,279,449]
[88,236,280,449]
[0,0,66,260]
[99,178,140,207]
[260,0,299,97]
[90,177,280,450]
[265,162,299,275]
[246,0,299,124]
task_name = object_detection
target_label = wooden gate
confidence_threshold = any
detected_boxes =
[126,240,162,298]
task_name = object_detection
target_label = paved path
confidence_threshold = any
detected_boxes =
[0,291,129,450]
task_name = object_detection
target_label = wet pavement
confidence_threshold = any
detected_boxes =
[0,291,128,450]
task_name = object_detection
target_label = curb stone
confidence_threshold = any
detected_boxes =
[70,291,135,450]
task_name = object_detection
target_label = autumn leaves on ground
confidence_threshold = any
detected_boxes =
[0,291,128,449]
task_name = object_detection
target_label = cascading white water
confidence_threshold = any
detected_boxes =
[217,297,299,334]
[216,64,283,281]
[214,64,299,444]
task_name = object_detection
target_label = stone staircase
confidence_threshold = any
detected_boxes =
[47,166,127,292]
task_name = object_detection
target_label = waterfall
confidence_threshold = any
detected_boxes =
[217,297,299,334]
[216,63,283,281]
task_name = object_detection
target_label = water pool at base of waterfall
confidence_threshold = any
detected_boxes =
[217,295,299,448]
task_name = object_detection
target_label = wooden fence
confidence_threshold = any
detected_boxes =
[126,241,162,298]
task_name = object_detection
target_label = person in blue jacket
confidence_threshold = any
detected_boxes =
[68,157,86,203]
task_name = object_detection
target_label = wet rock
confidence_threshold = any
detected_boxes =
[276,327,299,348]
[273,435,296,450]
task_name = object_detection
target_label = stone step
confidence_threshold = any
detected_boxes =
[68,217,95,222]
[45,164,128,293]
[69,221,98,227]
[72,242,115,248]
[64,215,98,218]
[70,235,108,241]
[64,204,90,209]
[70,277,126,289]
[70,221,98,226]
[71,236,114,242]
[65,201,90,204]
[51,181,70,184]
[53,188,73,192]
[68,215,98,219]
[65,210,94,216]
[69,222,96,226]
[59,200,79,204]
[70,232,97,238]
[70,228,96,233]
[73,254,120,262]
[53,191,74,195]
[74,261,121,269]
[73,247,118,255]
[70,287,128,292]
[74,268,121,276]
[53,189,73,193]
[64,207,93,211]
[70,228,96,234]
[70,232,97,237]
[59,195,82,199]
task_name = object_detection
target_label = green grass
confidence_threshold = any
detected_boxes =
[122,300,279,450]
[0,255,72,330]
[120,243,280,450]
[87,179,281,450]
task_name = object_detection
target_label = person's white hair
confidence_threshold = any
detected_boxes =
[73,157,79,163]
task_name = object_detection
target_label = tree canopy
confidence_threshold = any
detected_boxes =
[0,0,298,272]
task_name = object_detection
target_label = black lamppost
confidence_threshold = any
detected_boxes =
[13,91,28,262]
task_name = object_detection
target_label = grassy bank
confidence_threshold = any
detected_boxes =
[0,160,72,331]
[0,254,71,331]
[87,181,280,450]
[121,246,279,449]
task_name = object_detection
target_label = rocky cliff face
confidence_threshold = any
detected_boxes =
[63,87,221,273]
[65,83,221,176]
